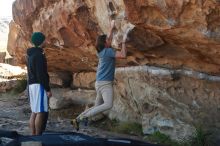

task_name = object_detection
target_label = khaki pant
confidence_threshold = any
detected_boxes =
[78,81,113,119]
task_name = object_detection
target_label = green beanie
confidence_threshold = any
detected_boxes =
[31,32,45,47]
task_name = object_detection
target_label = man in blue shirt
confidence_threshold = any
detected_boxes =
[72,20,130,130]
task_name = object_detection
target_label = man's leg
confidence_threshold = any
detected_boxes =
[42,112,48,131]
[83,84,113,118]
[72,86,103,130]
[77,88,103,119]
[35,112,48,135]
[29,112,37,135]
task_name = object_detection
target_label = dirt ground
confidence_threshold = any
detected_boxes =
[0,91,144,141]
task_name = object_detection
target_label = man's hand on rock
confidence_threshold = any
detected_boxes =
[110,20,115,30]
[122,27,131,43]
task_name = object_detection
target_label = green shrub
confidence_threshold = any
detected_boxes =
[145,127,214,146]
[187,126,213,146]
[145,131,181,146]
[112,121,143,136]
[93,118,143,136]
[12,78,27,94]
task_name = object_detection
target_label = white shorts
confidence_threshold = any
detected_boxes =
[29,84,48,113]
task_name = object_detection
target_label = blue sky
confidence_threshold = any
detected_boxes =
[0,0,15,18]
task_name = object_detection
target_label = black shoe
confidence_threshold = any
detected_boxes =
[71,119,79,131]
[82,117,89,126]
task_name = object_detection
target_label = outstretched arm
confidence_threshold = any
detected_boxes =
[115,29,130,58]
[106,20,115,47]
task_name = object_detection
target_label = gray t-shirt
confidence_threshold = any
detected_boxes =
[96,48,116,81]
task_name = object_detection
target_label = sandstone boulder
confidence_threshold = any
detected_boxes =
[109,66,220,140]
[49,72,72,87]
[8,0,220,75]
[7,0,220,140]
[49,88,96,110]
[72,72,96,89]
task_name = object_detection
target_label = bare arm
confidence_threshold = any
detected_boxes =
[115,28,130,58]
[106,20,115,47]
[115,42,127,58]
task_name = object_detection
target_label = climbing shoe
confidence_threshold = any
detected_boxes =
[81,117,89,127]
[71,119,79,131]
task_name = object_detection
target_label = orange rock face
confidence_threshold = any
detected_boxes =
[7,0,220,140]
[8,0,220,74]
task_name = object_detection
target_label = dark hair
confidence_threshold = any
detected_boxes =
[95,34,107,53]
[31,32,45,47]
